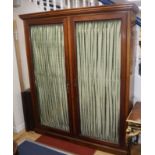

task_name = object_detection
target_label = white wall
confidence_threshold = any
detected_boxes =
[14,0,43,89]
[13,0,43,133]
[133,25,141,103]
[13,41,25,133]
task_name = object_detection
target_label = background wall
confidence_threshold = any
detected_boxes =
[13,0,43,133]
[133,25,141,103]
[14,0,43,90]
[13,41,25,133]
[13,0,141,133]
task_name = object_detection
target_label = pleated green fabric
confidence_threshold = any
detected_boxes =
[76,20,121,143]
[30,24,69,131]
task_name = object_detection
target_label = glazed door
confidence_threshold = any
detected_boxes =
[69,13,127,144]
[25,18,72,133]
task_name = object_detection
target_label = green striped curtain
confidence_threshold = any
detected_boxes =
[30,24,69,131]
[76,20,121,143]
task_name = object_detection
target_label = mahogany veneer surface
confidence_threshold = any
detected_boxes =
[127,102,141,124]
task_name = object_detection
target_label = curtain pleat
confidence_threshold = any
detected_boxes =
[76,20,121,143]
[30,24,69,131]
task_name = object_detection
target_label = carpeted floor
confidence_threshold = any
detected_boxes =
[14,131,140,155]
[37,135,95,155]
[18,140,70,155]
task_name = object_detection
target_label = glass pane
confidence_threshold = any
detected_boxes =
[30,24,69,131]
[76,20,121,143]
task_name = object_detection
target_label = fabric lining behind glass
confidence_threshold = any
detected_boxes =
[76,20,121,143]
[30,24,69,131]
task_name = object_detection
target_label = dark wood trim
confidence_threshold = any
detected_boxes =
[35,129,128,155]
[78,135,122,148]
[23,21,41,129]
[25,17,67,26]
[70,11,129,22]
[23,17,73,134]
[121,11,137,145]
[119,10,137,147]
[20,4,138,20]
[38,125,71,136]
[67,16,81,136]
[63,18,74,134]
[119,12,128,146]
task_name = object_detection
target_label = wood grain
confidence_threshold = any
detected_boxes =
[127,102,141,124]
[19,4,138,20]
[20,4,138,154]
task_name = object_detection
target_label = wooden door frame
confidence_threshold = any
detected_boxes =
[67,11,129,147]
[23,17,74,136]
